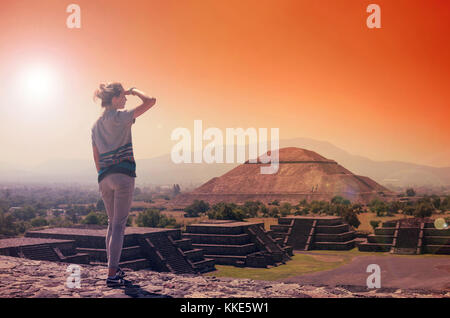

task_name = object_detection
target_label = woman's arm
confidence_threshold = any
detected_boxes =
[126,88,156,119]
[92,144,100,173]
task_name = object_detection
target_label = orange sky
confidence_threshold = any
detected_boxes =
[0,0,449,169]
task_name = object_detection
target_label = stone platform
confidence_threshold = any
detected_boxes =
[183,220,292,268]
[358,218,450,255]
[2,255,445,298]
[23,227,215,274]
[0,237,90,264]
[270,216,357,251]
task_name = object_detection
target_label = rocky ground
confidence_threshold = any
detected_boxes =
[0,255,448,298]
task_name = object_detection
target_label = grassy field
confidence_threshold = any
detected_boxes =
[202,249,385,281]
[203,249,450,281]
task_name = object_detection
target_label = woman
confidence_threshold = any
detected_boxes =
[91,82,156,287]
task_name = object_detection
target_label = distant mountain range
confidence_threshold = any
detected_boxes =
[0,137,449,188]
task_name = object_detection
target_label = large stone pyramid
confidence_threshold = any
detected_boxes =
[172,147,392,206]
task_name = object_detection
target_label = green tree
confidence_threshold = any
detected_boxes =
[341,208,361,229]
[370,220,381,231]
[11,205,36,221]
[183,200,210,217]
[207,203,246,221]
[31,217,49,227]
[136,208,177,228]
[331,196,351,205]
[414,202,434,218]
[406,188,416,197]
[82,212,108,225]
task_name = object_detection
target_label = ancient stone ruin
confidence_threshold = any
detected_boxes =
[270,216,357,251]
[359,218,450,254]
[172,147,393,207]
[2,227,216,274]
[0,237,90,264]
[183,220,292,268]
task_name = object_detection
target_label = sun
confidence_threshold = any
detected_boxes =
[14,62,62,107]
[23,64,56,99]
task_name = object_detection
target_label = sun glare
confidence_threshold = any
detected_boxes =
[24,65,56,98]
[15,63,62,107]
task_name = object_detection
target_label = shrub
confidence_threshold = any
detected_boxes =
[82,212,108,225]
[414,202,434,218]
[261,205,269,217]
[242,201,261,218]
[183,200,210,217]
[370,220,381,231]
[136,208,177,228]
[279,202,292,217]
[331,196,351,205]
[269,200,280,206]
[207,203,246,221]
[31,217,49,227]
[340,208,361,229]
[268,207,280,218]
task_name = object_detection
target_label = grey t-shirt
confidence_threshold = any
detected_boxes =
[91,108,136,170]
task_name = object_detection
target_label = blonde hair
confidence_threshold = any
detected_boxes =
[93,82,124,107]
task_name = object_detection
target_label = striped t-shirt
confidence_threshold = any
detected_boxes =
[91,108,137,183]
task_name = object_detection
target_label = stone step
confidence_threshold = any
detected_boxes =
[61,253,90,264]
[186,224,246,235]
[20,246,61,262]
[183,248,205,261]
[274,237,284,244]
[315,224,349,234]
[203,254,248,266]
[191,243,257,256]
[367,235,394,244]
[191,258,216,273]
[422,245,450,254]
[277,218,294,225]
[182,233,250,245]
[172,238,192,250]
[269,225,291,233]
[91,258,151,271]
[422,236,450,245]
[314,231,355,242]
[281,217,343,226]
[77,246,142,262]
[358,242,392,252]
[423,228,450,236]
[270,232,288,239]
[283,246,294,256]
[382,221,398,228]
[313,240,355,250]
[374,228,396,236]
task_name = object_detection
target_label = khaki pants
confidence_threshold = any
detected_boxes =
[99,173,135,270]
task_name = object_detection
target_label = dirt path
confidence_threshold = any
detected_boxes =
[281,252,450,292]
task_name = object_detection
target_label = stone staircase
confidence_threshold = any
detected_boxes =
[0,238,90,264]
[183,221,288,268]
[245,223,292,264]
[26,227,216,273]
[271,216,357,251]
[358,218,450,255]
[19,244,61,262]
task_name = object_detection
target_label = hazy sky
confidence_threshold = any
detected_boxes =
[0,0,449,170]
